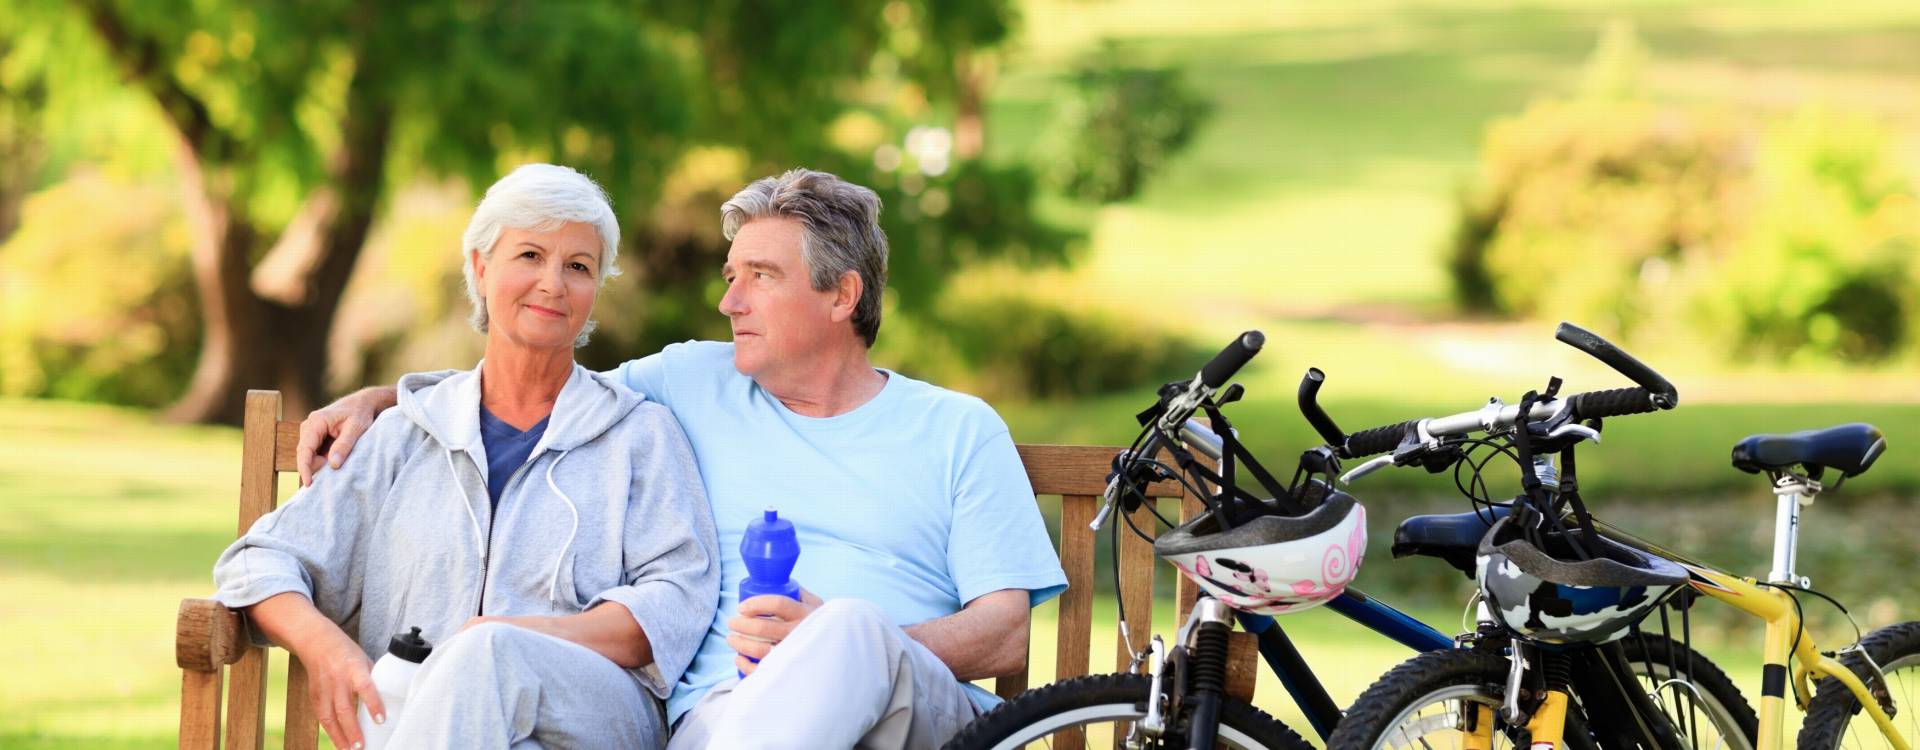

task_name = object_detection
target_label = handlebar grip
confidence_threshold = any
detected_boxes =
[1200,330,1265,389]
[1297,368,1347,446]
[1343,419,1417,458]
[1568,387,1660,420]
[1555,322,1680,409]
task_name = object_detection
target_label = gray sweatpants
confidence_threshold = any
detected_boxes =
[388,621,666,749]
[668,599,982,750]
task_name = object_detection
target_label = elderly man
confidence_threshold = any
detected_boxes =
[299,168,1067,748]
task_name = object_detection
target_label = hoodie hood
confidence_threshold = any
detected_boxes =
[397,361,644,458]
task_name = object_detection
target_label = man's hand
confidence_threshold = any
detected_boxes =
[297,386,397,486]
[727,588,823,675]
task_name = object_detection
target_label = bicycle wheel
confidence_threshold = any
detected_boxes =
[1798,621,1920,750]
[1330,641,1756,750]
[943,673,1311,750]
[1620,633,1759,750]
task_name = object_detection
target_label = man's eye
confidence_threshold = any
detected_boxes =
[755,271,771,280]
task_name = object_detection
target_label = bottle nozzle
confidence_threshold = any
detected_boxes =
[764,508,778,523]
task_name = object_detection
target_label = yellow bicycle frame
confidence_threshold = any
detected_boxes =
[1589,515,1911,750]
[1677,563,1907,750]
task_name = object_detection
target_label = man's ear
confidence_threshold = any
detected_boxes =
[830,270,861,324]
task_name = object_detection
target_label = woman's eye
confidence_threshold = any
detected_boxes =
[520,250,540,260]
[570,262,591,273]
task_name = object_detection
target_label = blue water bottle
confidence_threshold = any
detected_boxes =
[738,508,800,676]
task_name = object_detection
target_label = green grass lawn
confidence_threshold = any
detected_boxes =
[3,395,1898,748]
[989,0,1920,319]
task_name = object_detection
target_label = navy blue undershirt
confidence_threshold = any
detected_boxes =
[478,405,549,511]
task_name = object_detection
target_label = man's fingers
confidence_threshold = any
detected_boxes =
[726,632,774,661]
[737,595,805,619]
[727,614,787,643]
[296,418,332,487]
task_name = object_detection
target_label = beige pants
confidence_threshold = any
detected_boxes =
[667,599,983,750]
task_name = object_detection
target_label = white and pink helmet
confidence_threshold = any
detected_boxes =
[1152,481,1367,615]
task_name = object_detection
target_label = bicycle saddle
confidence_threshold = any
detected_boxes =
[1731,423,1886,478]
[1392,505,1511,577]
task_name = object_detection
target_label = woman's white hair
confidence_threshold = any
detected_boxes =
[460,163,621,348]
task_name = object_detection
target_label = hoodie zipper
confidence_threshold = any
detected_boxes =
[474,456,537,616]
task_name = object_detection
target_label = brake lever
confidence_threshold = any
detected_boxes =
[1339,454,1396,485]
[1545,423,1601,444]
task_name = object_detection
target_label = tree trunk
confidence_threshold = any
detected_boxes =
[163,73,391,425]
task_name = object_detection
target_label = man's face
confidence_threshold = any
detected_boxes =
[719,217,843,380]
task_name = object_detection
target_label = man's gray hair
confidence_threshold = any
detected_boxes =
[721,168,888,347]
[460,163,621,348]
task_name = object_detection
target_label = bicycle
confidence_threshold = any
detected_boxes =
[946,328,1755,750]
[1324,325,1909,750]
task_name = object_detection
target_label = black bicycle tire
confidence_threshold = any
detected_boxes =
[1327,649,1520,750]
[942,672,1311,750]
[1328,640,1755,750]
[1620,632,1761,746]
[1797,620,1920,749]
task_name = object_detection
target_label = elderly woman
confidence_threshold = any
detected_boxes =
[212,164,717,748]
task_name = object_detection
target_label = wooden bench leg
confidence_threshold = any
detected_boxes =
[285,653,319,750]
[180,669,223,750]
[224,647,268,750]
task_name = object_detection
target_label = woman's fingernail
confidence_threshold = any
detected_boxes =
[375,713,385,724]
[353,743,363,750]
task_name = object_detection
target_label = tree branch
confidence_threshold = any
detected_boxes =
[73,0,244,162]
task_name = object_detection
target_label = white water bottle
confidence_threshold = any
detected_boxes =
[355,626,432,749]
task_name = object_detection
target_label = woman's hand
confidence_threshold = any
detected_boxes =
[459,604,651,669]
[295,626,384,750]
[246,593,384,749]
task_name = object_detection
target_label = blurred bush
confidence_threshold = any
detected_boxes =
[1446,98,1748,332]
[1448,25,1919,363]
[1045,42,1211,203]
[0,173,200,405]
[876,292,1207,401]
[1705,111,1920,363]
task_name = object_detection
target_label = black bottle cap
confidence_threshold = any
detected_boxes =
[388,626,432,663]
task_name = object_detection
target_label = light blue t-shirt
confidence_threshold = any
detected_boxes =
[611,341,1068,723]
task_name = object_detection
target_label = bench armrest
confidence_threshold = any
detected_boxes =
[176,598,244,672]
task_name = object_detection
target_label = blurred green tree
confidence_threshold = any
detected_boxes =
[1045,42,1211,203]
[9,0,1078,423]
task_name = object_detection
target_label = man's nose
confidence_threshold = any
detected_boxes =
[718,280,747,316]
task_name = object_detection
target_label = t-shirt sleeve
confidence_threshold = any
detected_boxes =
[606,351,671,407]
[947,426,1068,608]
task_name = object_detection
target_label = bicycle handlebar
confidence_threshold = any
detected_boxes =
[1337,386,1665,459]
[1554,322,1679,409]
[1201,330,1265,389]
[1315,323,1678,459]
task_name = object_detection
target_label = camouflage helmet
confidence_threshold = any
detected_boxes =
[1474,515,1688,646]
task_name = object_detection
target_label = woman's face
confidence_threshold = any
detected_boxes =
[473,221,603,353]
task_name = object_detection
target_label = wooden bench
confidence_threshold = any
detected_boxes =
[175,390,1257,748]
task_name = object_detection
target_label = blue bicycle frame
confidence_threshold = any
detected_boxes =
[1227,586,1454,741]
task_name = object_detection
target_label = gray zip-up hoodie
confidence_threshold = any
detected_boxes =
[212,362,718,698]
